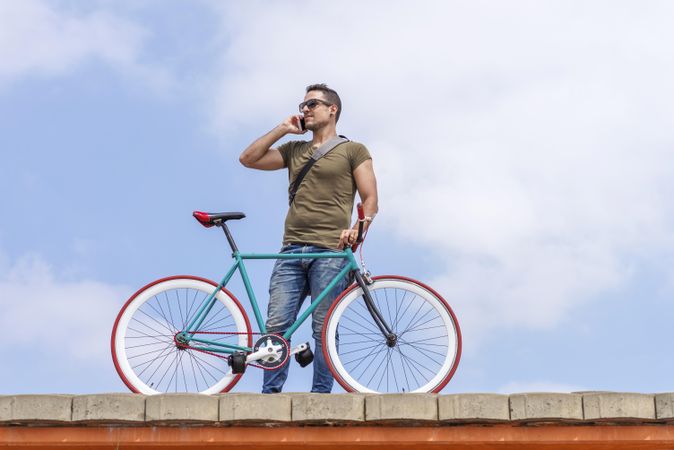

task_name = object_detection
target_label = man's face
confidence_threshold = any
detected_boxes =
[300,91,335,130]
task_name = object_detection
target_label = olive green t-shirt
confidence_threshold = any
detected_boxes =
[277,140,371,249]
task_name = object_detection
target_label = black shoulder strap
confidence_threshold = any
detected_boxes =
[288,135,349,206]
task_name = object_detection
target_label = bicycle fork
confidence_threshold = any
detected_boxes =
[354,271,398,347]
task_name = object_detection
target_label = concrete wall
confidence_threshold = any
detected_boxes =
[1,392,672,426]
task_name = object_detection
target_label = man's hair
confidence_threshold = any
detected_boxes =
[306,83,342,123]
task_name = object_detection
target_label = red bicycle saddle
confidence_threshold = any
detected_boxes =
[193,211,245,228]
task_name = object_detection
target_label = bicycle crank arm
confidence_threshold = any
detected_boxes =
[245,336,290,364]
[245,348,270,364]
[290,342,310,356]
[245,343,310,365]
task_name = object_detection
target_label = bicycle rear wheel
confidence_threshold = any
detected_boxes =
[322,275,461,393]
[111,276,252,394]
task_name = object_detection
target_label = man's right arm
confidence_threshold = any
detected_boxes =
[239,116,305,170]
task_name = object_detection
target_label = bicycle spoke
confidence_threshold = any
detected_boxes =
[398,297,427,336]
[159,292,177,331]
[388,351,400,392]
[113,278,249,394]
[383,289,393,333]
[400,339,447,363]
[393,288,405,331]
[401,325,451,340]
[200,315,236,333]
[395,346,412,392]
[389,350,400,393]
[394,343,438,377]
[397,344,423,387]
[369,349,389,389]
[402,306,436,335]
[339,340,382,357]
[165,350,181,393]
[184,289,202,329]
[187,351,208,392]
[400,337,449,347]
[189,351,226,383]
[379,349,394,392]
[127,343,175,361]
[144,347,179,390]
[338,338,382,346]
[336,323,383,339]
[344,341,385,372]
[197,304,223,330]
[173,289,185,330]
[393,292,417,331]
[125,341,170,350]
[134,309,175,336]
[344,316,375,331]
[126,324,172,345]
[131,342,174,374]
[352,304,381,331]
[353,343,387,381]
[324,278,460,393]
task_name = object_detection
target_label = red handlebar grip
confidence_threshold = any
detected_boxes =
[357,202,364,220]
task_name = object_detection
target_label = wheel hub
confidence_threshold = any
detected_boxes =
[174,332,190,349]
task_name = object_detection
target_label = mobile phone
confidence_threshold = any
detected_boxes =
[299,116,305,131]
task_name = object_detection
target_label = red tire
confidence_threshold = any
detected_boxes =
[322,275,461,393]
[111,275,252,394]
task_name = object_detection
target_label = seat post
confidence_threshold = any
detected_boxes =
[219,222,239,253]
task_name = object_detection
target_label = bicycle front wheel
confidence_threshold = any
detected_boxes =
[322,275,461,393]
[111,276,252,394]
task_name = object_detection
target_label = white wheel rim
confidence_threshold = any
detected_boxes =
[114,278,248,394]
[325,279,458,393]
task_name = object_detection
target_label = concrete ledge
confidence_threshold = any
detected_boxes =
[220,393,291,423]
[0,395,73,424]
[365,394,437,423]
[292,393,365,423]
[510,393,583,421]
[4,392,674,428]
[439,393,510,422]
[656,393,674,420]
[145,394,218,424]
[583,393,656,421]
[72,394,145,423]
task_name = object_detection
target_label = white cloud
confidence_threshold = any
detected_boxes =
[0,0,170,90]
[0,251,129,362]
[205,1,674,347]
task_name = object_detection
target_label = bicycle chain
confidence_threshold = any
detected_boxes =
[175,330,287,370]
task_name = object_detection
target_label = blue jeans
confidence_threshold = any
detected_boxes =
[262,244,350,393]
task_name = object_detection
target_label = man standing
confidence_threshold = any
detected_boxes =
[239,84,378,393]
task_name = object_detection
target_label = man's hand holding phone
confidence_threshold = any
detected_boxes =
[283,115,307,135]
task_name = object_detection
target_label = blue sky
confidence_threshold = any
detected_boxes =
[1,0,674,394]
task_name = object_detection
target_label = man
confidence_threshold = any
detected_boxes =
[239,83,378,393]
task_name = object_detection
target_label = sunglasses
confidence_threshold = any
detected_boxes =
[298,98,332,112]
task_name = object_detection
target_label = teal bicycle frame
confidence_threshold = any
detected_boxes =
[176,247,360,355]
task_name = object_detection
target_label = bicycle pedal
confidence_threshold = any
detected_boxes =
[293,343,314,367]
[228,352,247,374]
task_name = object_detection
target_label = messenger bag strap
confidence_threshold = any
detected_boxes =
[288,135,349,206]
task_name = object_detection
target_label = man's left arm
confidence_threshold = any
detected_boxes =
[338,159,379,249]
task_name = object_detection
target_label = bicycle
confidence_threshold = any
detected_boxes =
[111,205,462,394]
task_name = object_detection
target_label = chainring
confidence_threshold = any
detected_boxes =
[252,334,290,369]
